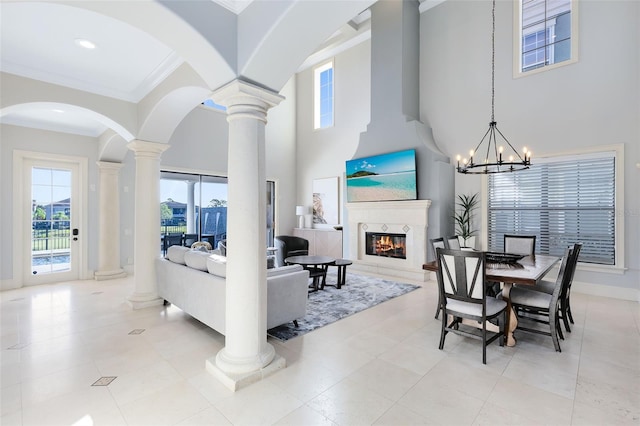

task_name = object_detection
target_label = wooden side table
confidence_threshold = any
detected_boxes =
[326,258,353,289]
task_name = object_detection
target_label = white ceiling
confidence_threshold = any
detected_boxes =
[0,0,443,138]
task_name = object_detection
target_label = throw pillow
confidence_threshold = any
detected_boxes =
[207,254,227,278]
[184,250,210,271]
[167,245,190,264]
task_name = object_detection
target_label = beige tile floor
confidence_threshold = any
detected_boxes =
[1,275,639,425]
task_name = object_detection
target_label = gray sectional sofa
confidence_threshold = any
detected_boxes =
[155,246,309,335]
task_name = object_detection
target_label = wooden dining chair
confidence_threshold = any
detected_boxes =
[503,234,537,297]
[430,237,448,319]
[446,236,461,250]
[504,234,536,255]
[524,243,582,332]
[435,248,507,364]
[506,246,574,352]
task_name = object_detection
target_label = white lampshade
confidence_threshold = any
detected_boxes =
[295,205,306,215]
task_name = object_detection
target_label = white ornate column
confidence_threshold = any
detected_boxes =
[95,161,127,280]
[205,80,284,391]
[126,140,170,309]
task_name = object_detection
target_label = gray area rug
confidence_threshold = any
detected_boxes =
[267,271,420,341]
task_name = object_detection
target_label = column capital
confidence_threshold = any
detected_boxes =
[96,161,124,173]
[126,140,170,157]
[213,80,285,123]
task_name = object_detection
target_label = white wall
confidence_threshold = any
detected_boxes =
[295,41,372,225]
[1,78,299,286]
[0,125,100,284]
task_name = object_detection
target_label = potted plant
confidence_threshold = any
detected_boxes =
[453,193,479,248]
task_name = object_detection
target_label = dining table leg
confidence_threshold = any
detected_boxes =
[502,283,518,347]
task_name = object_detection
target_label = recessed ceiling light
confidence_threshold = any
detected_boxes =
[75,38,96,49]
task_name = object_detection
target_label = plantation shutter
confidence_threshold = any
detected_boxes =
[488,152,616,265]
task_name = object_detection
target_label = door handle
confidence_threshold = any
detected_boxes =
[73,228,78,241]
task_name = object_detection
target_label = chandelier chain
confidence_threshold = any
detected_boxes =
[455,0,530,174]
[491,0,495,123]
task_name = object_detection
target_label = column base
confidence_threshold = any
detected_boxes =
[205,353,286,392]
[94,269,127,281]
[127,293,164,310]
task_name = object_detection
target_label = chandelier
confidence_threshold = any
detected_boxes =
[456,0,531,174]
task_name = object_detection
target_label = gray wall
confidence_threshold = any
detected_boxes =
[294,0,639,297]
[420,0,639,294]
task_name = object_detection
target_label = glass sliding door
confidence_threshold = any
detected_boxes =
[197,175,228,250]
[160,171,275,253]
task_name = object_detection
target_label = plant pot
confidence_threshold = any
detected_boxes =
[458,236,476,249]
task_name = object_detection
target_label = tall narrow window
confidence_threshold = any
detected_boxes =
[314,61,334,129]
[516,0,577,75]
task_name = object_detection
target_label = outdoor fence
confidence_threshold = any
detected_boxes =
[32,229,70,251]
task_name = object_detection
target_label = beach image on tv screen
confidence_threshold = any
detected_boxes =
[346,149,417,202]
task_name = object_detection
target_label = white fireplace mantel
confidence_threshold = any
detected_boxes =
[346,200,431,281]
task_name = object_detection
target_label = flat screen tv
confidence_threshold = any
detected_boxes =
[346,149,417,202]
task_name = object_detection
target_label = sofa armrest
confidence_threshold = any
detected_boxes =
[267,269,309,329]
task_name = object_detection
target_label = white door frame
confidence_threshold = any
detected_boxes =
[13,150,89,286]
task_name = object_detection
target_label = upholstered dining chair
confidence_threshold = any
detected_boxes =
[435,248,507,364]
[525,243,582,332]
[506,246,575,352]
[504,234,537,255]
[503,234,537,297]
[446,236,461,250]
[430,237,448,319]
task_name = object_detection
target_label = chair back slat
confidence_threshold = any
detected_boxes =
[559,243,582,300]
[466,257,484,300]
[550,247,574,305]
[430,237,447,262]
[437,249,486,304]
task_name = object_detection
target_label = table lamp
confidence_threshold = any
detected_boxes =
[295,205,306,228]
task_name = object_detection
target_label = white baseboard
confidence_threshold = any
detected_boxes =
[0,279,20,291]
[572,280,640,302]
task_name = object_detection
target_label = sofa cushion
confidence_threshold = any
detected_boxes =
[167,245,190,264]
[267,264,303,277]
[184,250,210,271]
[207,254,227,277]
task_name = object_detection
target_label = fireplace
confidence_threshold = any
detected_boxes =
[366,232,406,259]
[346,200,431,281]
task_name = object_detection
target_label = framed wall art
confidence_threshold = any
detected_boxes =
[312,177,339,227]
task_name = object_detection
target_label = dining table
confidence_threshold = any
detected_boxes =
[423,253,561,346]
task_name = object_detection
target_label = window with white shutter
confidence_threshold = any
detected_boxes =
[488,150,617,266]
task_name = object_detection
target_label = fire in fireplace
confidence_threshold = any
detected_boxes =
[365,232,407,259]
